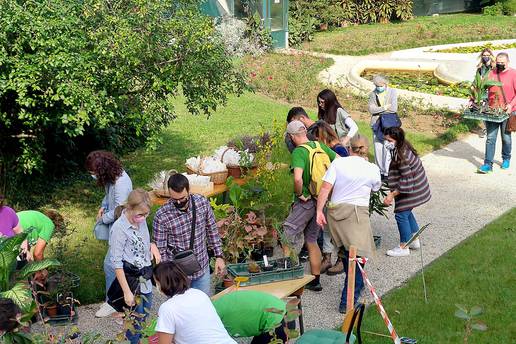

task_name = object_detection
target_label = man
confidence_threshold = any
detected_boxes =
[367,75,398,179]
[478,52,515,173]
[153,173,225,296]
[285,107,319,153]
[283,120,336,291]
[316,134,381,313]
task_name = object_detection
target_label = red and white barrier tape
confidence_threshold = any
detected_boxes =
[352,257,401,344]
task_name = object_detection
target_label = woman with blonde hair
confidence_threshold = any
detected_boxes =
[476,48,496,77]
[313,121,349,157]
[107,188,160,344]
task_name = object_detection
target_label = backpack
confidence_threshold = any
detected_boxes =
[299,142,332,197]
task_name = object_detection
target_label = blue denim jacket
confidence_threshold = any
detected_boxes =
[101,170,133,225]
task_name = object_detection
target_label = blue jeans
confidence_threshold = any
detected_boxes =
[395,210,420,244]
[190,267,211,296]
[339,248,365,309]
[126,292,152,344]
[103,251,115,300]
[484,119,512,166]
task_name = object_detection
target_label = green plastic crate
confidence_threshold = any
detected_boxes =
[463,108,509,123]
[226,258,304,286]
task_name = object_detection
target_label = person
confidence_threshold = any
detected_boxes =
[107,189,160,344]
[0,298,21,335]
[311,121,348,275]
[213,290,288,344]
[285,107,319,153]
[153,173,225,296]
[472,48,496,138]
[315,134,382,313]
[153,261,236,344]
[0,194,21,237]
[383,127,431,257]
[317,89,358,146]
[85,150,133,318]
[283,120,337,291]
[367,75,398,179]
[478,52,516,173]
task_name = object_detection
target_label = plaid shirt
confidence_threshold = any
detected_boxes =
[152,194,222,280]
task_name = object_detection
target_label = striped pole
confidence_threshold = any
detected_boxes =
[352,257,401,344]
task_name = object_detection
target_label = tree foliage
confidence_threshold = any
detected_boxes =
[0,0,246,176]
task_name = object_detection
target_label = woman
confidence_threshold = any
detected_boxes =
[316,134,382,313]
[317,89,358,146]
[313,121,349,157]
[472,48,496,138]
[154,261,236,344]
[383,127,431,257]
[85,150,133,318]
[0,194,21,238]
[107,189,160,344]
[367,75,398,179]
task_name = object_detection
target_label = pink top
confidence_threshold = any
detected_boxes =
[488,68,516,112]
[0,206,19,237]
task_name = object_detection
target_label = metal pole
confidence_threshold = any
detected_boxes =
[419,237,428,304]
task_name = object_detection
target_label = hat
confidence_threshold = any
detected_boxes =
[286,120,306,135]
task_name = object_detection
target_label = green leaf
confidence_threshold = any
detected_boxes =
[19,259,61,278]
[471,322,487,331]
[0,282,33,312]
[286,328,300,339]
[470,305,483,316]
[454,309,470,320]
[0,232,28,252]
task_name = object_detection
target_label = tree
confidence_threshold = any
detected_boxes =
[0,0,246,176]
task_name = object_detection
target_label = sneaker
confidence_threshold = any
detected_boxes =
[305,280,323,292]
[409,239,420,250]
[326,258,344,276]
[386,246,410,257]
[95,302,116,318]
[477,164,492,174]
[501,160,510,170]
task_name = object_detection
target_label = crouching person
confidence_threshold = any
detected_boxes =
[107,189,160,344]
[316,134,382,313]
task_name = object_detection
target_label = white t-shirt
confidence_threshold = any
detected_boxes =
[323,156,382,206]
[156,288,236,344]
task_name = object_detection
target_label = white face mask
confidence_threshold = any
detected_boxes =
[384,141,396,151]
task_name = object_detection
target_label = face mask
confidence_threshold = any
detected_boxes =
[481,56,491,64]
[91,175,97,180]
[384,141,396,151]
[133,215,147,224]
[173,197,189,211]
[376,86,385,93]
[496,63,506,72]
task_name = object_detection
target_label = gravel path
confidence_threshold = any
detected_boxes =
[33,132,515,341]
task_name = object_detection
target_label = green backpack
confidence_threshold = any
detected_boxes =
[299,141,332,197]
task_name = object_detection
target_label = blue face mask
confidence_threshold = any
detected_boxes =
[376,86,385,93]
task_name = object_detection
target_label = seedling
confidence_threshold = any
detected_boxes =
[454,304,487,344]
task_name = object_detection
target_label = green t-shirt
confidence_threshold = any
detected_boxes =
[17,210,55,245]
[291,141,337,197]
[213,291,286,337]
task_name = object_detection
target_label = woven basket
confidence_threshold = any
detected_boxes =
[185,162,228,185]
[153,169,178,197]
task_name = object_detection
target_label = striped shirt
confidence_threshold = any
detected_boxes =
[388,148,431,213]
[153,194,223,280]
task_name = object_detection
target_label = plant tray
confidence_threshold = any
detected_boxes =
[463,108,509,123]
[226,258,304,287]
[41,304,79,326]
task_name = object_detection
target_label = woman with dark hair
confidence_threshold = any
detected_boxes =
[317,89,358,146]
[154,262,236,344]
[382,127,431,257]
[0,194,21,237]
[85,150,133,318]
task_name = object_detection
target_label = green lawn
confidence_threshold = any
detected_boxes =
[301,14,516,55]
[361,208,516,343]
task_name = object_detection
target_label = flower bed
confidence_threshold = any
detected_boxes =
[430,42,516,54]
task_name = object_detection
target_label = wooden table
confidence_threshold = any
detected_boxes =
[149,176,248,206]
[211,275,315,334]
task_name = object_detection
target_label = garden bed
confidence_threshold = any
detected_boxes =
[429,42,516,54]
[361,69,470,98]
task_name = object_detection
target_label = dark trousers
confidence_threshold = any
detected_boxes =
[250,321,288,344]
[339,248,366,309]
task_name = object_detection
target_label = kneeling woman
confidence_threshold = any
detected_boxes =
[154,261,236,344]
[107,189,160,344]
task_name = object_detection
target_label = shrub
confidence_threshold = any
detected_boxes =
[215,14,272,57]
[483,2,505,15]
[0,0,246,181]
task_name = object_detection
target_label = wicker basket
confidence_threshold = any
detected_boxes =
[185,163,228,185]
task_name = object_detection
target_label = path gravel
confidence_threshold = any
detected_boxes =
[33,132,515,341]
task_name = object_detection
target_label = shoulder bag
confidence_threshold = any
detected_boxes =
[496,72,516,132]
[171,199,202,276]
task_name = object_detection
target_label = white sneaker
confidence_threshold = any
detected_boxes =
[386,246,410,257]
[409,239,420,250]
[95,302,116,318]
